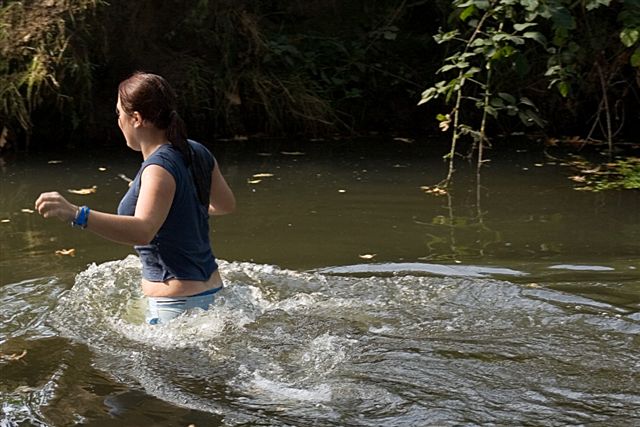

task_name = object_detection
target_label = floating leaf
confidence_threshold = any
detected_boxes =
[67,186,97,195]
[0,350,27,361]
[393,137,414,143]
[359,253,377,260]
[55,248,76,256]
[420,185,447,196]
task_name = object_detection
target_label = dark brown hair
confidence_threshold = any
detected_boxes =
[118,72,209,205]
[118,72,188,153]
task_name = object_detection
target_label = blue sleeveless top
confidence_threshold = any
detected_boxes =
[117,140,218,281]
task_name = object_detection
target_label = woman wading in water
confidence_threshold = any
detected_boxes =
[35,71,236,324]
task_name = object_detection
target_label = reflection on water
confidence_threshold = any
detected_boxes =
[2,256,639,425]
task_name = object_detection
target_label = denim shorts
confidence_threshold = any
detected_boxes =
[146,286,223,325]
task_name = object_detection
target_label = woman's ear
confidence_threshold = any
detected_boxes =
[131,111,143,128]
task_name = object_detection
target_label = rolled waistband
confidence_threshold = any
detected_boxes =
[191,285,223,297]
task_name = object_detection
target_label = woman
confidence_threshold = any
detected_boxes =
[35,72,236,324]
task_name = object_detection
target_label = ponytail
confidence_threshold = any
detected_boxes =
[167,110,209,206]
[167,110,189,162]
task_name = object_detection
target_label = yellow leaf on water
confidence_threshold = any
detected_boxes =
[252,173,274,178]
[420,186,447,196]
[359,253,376,260]
[0,350,27,361]
[55,248,76,256]
[67,186,97,195]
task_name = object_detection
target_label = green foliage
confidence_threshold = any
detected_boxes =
[0,0,100,145]
[420,0,640,187]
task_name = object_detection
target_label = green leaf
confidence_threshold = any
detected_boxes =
[558,81,570,97]
[460,5,475,21]
[550,7,575,30]
[522,31,547,46]
[513,23,537,32]
[631,48,640,67]
[434,30,459,44]
[490,97,505,108]
[418,87,438,105]
[519,97,536,108]
[620,28,640,48]
[585,0,611,11]
[485,105,498,118]
[498,92,516,104]
[438,64,458,73]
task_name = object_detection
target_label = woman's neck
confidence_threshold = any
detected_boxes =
[139,128,170,160]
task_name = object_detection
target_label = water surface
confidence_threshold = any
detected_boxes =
[1,139,639,425]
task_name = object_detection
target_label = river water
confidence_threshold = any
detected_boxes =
[1,139,639,426]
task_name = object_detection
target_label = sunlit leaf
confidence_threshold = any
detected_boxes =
[620,28,639,47]
[522,31,546,46]
[55,248,76,256]
[67,186,97,195]
[514,23,538,32]
[460,5,475,22]
[585,0,611,10]
[0,350,27,361]
[420,185,447,196]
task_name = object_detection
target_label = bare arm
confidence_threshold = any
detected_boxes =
[208,161,235,216]
[35,165,175,245]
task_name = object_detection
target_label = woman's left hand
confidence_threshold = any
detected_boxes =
[35,192,78,223]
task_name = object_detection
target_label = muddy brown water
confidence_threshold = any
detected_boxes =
[1,139,639,426]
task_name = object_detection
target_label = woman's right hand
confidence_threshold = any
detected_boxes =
[35,192,78,223]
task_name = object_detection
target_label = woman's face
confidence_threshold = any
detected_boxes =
[116,96,140,151]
